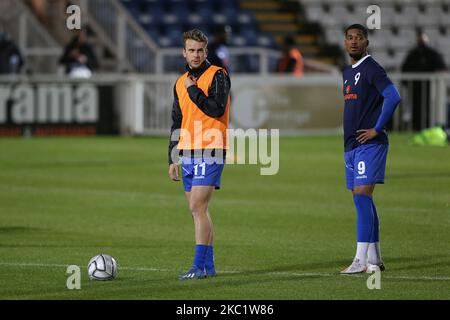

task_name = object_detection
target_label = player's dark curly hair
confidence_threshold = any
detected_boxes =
[345,24,368,39]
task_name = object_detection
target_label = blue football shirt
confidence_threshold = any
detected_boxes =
[342,55,393,151]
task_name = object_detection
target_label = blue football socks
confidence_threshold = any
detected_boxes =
[370,200,380,243]
[205,245,215,273]
[193,244,208,270]
[353,194,374,242]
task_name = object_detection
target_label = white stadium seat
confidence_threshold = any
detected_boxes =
[305,4,324,22]
[300,0,450,70]
[388,28,417,50]
[423,27,441,48]
[392,5,420,27]
[417,4,443,27]
[326,28,344,46]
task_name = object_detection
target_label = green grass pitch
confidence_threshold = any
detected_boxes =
[0,134,449,299]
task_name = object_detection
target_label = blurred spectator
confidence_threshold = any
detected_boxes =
[277,36,304,77]
[59,30,98,78]
[207,25,232,73]
[401,32,447,131]
[0,31,24,74]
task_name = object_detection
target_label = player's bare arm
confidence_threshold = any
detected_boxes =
[168,163,180,181]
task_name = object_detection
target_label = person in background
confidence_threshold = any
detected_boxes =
[59,29,98,78]
[277,35,304,77]
[401,31,447,131]
[0,31,24,74]
[207,25,232,73]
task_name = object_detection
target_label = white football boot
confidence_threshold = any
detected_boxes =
[366,262,385,273]
[340,259,367,274]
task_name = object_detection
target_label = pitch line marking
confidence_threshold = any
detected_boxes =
[0,262,449,282]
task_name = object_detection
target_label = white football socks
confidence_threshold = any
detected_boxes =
[355,242,369,265]
[367,242,382,265]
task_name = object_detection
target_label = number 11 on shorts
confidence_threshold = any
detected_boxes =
[194,163,206,176]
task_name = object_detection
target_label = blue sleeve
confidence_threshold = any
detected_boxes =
[374,84,401,133]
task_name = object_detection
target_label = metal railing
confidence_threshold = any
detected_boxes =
[391,73,449,131]
[0,0,61,73]
[86,0,159,73]
[0,72,448,136]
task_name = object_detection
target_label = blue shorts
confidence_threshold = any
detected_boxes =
[344,143,389,190]
[181,157,225,192]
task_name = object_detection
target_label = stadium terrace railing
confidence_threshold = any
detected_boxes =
[390,73,449,132]
[85,0,159,73]
[86,0,284,74]
[0,73,448,136]
[2,0,337,75]
[0,0,62,73]
[86,0,337,75]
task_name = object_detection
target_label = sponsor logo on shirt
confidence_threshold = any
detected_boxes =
[344,85,358,100]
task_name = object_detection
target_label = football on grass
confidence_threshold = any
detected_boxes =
[88,254,118,280]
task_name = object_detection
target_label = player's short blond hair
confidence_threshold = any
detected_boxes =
[183,29,208,48]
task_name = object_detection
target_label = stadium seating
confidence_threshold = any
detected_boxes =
[121,0,276,48]
[301,0,450,70]
[119,0,449,70]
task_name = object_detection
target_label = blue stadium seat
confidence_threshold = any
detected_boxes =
[188,0,213,12]
[211,0,238,11]
[237,12,254,26]
[257,35,276,48]
[197,7,213,21]
[162,13,181,26]
[242,31,258,46]
[145,28,159,41]
[158,36,174,47]
[222,7,239,26]
[183,22,210,34]
[231,35,247,47]
[138,12,163,27]
[166,0,189,15]
[121,0,270,51]
[125,7,140,22]
[163,23,183,38]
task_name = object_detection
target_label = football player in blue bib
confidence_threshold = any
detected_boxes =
[340,24,401,274]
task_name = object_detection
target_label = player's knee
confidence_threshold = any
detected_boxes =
[189,200,207,217]
[353,185,374,196]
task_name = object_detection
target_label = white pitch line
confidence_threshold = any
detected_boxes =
[270,271,450,281]
[0,262,68,268]
[0,262,449,281]
[120,266,173,272]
